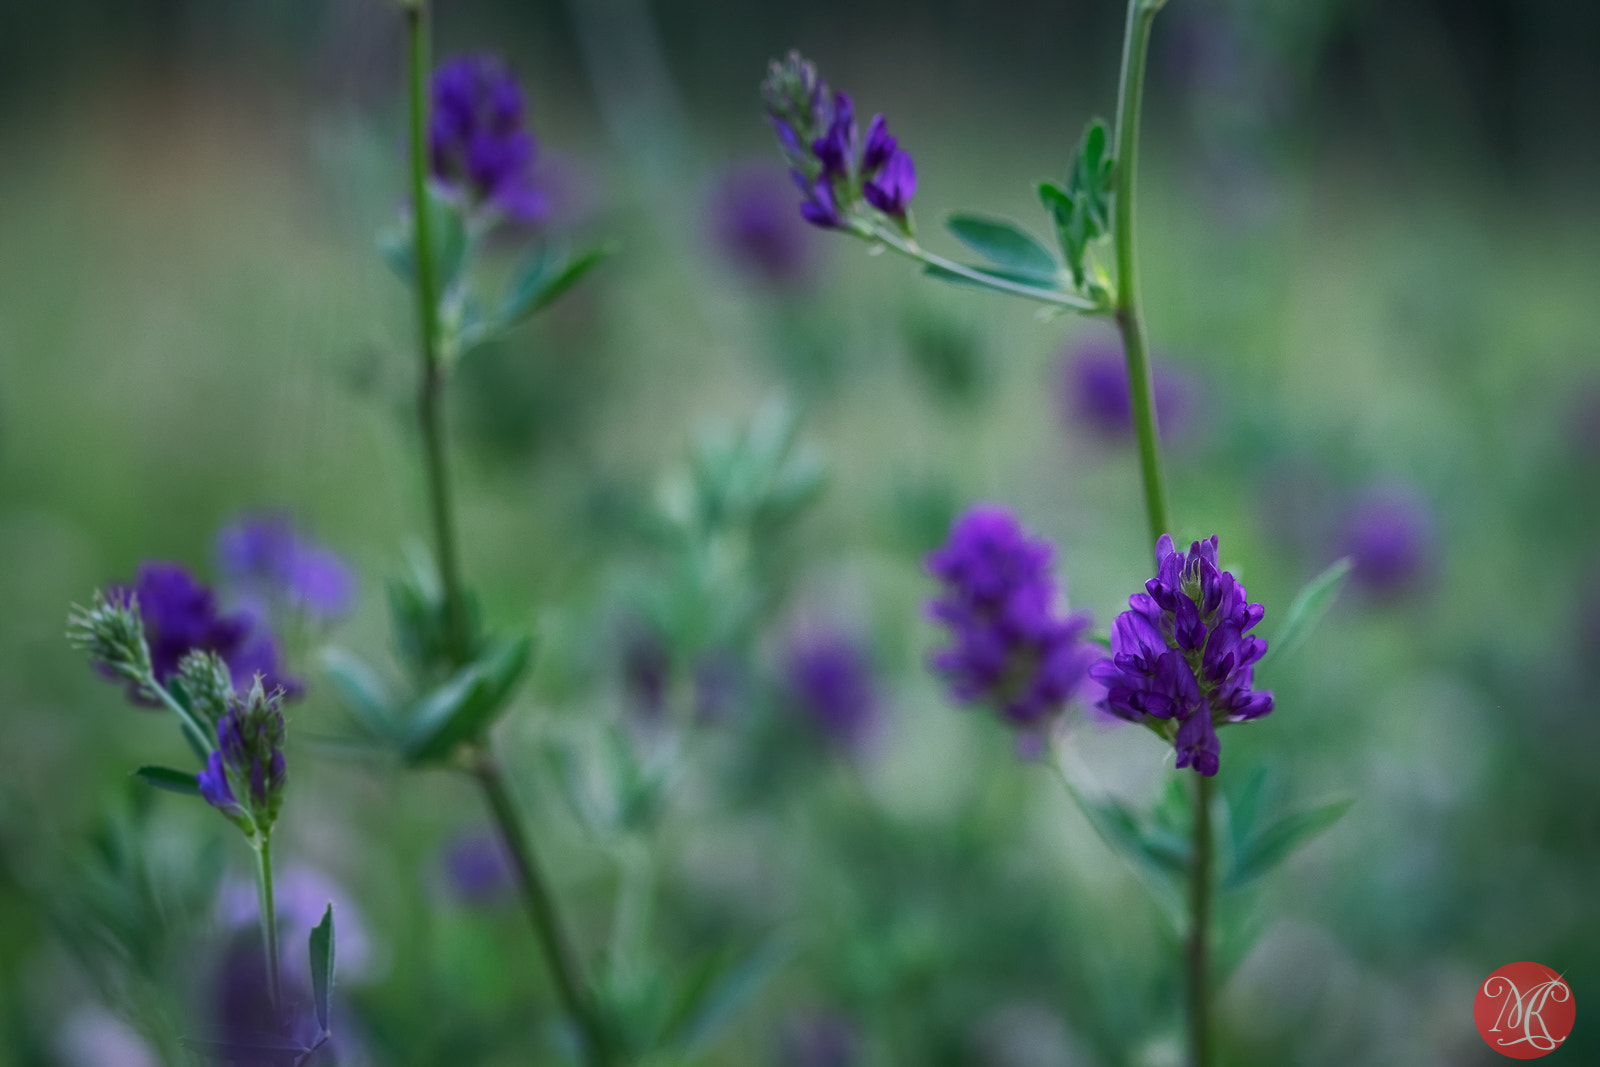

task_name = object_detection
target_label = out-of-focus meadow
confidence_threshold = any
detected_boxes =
[1,0,1598,1064]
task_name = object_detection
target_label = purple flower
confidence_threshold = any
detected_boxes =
[926,506,1098,728]
[761,51,917,229]
[199,677,288,837]
[778,1009,859,1067]
[708,161,821,289]
[216,512,355,621]
[1090,535,1272,776]
[621,620,671,723]
[782,628,881,752]
[439,830,514,906]
[109,562,298,700]
[430,55,546,222]
[1339,486,1432,597]
[1059,334,1192,443]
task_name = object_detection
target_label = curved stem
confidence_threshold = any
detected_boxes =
[405,0,471,665]
[254,835,283,1023]
[859,220,1106,313]
[147,675,215,756]
[1111,0,1173,545]
[1187,774,1214,1067]
[474,751,615,1066]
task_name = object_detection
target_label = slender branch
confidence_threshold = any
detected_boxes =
[254,835,283,1023]
[857,220,1106,313]
[1187,774,1214,1067]
[1111,0,1173,545]
[147,676,215,756]
[473,751,614,1066]
[405,0,471,666]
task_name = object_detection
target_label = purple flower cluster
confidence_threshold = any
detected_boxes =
[761,51,916,229]
[216,512,355,621]
[926,506,1098,728]
[708,160,821,289]
[198,677,288,838]
[782,628,881,752]
[430,55,546,222]
[440,830,513,906]
[1090,535,1272,776]
[110,562,296,700]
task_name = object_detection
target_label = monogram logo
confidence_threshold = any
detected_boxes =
[1474,962,1576,1059]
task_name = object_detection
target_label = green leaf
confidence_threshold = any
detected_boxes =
[921,262,1061,294]
[498,241,616,328]
[377,186,468,291]
[944,214,1059,280]
[320,648,399,743]
[181,1030,306,1065]
[1043,119,1115,286]
[662,938,794,1054]
[309,904,335,1034]
[132,766,200,797]
[403,635,534,764]
[1227,797,1353,889]
[1262,556,1353,666]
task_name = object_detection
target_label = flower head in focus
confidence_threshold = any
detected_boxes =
[926,506,1097,729]
[81,563,298,703]
[216,512,355,622]
[761,51,917,231]
[430,54,546,222]
[198,676,288,840]
[782,627,881,753]
[1090,535,1272,776]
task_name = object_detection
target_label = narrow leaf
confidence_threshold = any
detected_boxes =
[404,635,534,764]
[309,904,335,1034]
[1262,556,1353,666]
[499,242,616,328]
[1228,797,1353,889]
[944,214,1059,279]
[667,938,794,1054]
[320,648,398,742]
[182,1030,307,1065]
[132,766,200,797]
[922,262,1061,294]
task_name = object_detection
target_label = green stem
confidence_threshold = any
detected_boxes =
[1187,774,1214,1067]
[858,219,1105,313]
[1111,0,1172,545]
[405,0,471,666]
[145,674,214,756]
[474,751,614,1067]
[254,835,283,1023]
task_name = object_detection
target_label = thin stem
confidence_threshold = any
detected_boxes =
[147,675,215,756]
[405,0,471,665]
[474,751,614,1067]
[254,835,283,1023]
[858,220,1106,313]
[1187,774,1214,1067]
[1111,0,1173,545]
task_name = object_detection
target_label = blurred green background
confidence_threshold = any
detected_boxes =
[1,0,1598,1064]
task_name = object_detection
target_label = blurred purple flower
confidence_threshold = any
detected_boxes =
[1059,335,1193,443]
[621,619,671,723]
[1569,380,1600,460]
[440,830,514,906]
[778,1008,860,1067]
[1090,535,1272,776]
[1340,486,1433,597]
[708,160,821,289]
[782,627,881,752]
[926,506,1097,728]
[108,562,298,700]
[430,54,546,222]
[761,51,917,229]
[219,866,372,980]
[216,512,355,621]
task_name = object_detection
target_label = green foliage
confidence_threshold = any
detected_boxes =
[403,634,534,765]
[1261,556,1353,667]
[944,214,1061,282]
[1225,796,1353,890]
[1039,119,1114,287]
[131,765,200,797]
[309,904,335,1035]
